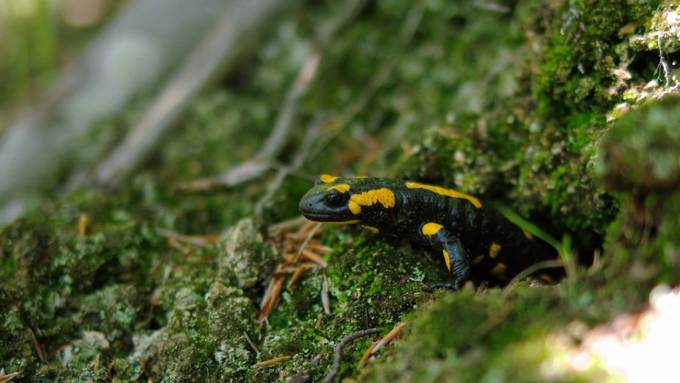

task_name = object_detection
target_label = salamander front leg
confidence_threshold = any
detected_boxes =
[421,223,470,290]
[446,236,471,289]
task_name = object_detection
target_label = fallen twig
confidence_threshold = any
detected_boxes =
[28,328,46,362]
[321,328,382,383]
[0,369,20,383]
[501,259,564,299]
[293,223,321,263]
[321,274,331,315]
[658,34,673,87]
[242,331,260,355]
[253,355,292,368]
[287,266,308,290]
[174,162,271,194]
[305,243,332,253]
[359,322,406,364]
[267,216,308,236]
[301,249,328,268]
[166,236,192,256]
[157,229,219,247]
[77,214,90,237]
[258,274,285,323]
[259,220,330,322]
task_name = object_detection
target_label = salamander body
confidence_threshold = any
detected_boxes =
[299,175,561,288]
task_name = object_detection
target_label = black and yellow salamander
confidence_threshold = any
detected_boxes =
[299,175,562,289]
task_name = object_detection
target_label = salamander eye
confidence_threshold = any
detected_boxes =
[324,190,347,206]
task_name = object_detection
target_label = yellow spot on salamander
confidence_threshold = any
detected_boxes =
[442,250,452,272]
[348,188,396,215]
[405,181,482,208]
[362,225,379,233]
[324,220,360,224]
[320,174,339,183]
[421,223,443,236]
[329,184,350,193]
[472,255,485,265]
[349,201,361,214]
[490,263,507,276]
[522,229,534,240]
[489,243,502,258]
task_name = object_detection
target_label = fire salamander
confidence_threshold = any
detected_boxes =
[299,175,562,289]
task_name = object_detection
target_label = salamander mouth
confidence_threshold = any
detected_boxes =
[301,212,338,222]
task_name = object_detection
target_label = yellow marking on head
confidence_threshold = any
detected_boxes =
[490,263,507,276]
[489,243,502,258]
[348,201,362,214]
[348,188,396,215]
[522,229,534,240]
[539,273,554,283]
[405,181,482,208]
[320,174,339,183]
[472,255,485,265]
[362,225,380,233]
[329,184,350,193]
[421,222,443,236]
[323,220,360,224]
[442,250,452,272]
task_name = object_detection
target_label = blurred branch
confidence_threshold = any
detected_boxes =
[473,1,511,13]
[308,1,424,160]
[0,0,287,223]
[174,48,322,193]
[254,113,326,214]
[175,0,370,194]
[321,328,382,383]
[88,0,293,187]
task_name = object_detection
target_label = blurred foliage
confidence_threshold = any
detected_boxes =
[0,0,119,115]
[0,0,58,107]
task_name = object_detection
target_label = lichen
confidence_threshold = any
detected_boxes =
[217,218,276,289]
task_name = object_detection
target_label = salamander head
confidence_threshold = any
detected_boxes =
[299,175,396,224]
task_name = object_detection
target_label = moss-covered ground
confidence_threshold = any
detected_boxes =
[3,0,680,381]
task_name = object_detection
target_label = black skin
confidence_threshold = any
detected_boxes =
[299,176,563,289]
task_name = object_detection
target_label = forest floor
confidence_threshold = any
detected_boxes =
[2,1,680,382]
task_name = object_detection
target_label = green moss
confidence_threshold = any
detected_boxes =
[136,282,257,381]
[249,226,443,381]
[396,0,660,250]
[533,0,657,118]
[601,96,680,286]
[358,275,649,382]
[508,0,655,244]
[400,123,512,196]
[602,96,680,192]
[0,180,267,380]
[0,188,166,377]
[74,284,144,344]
